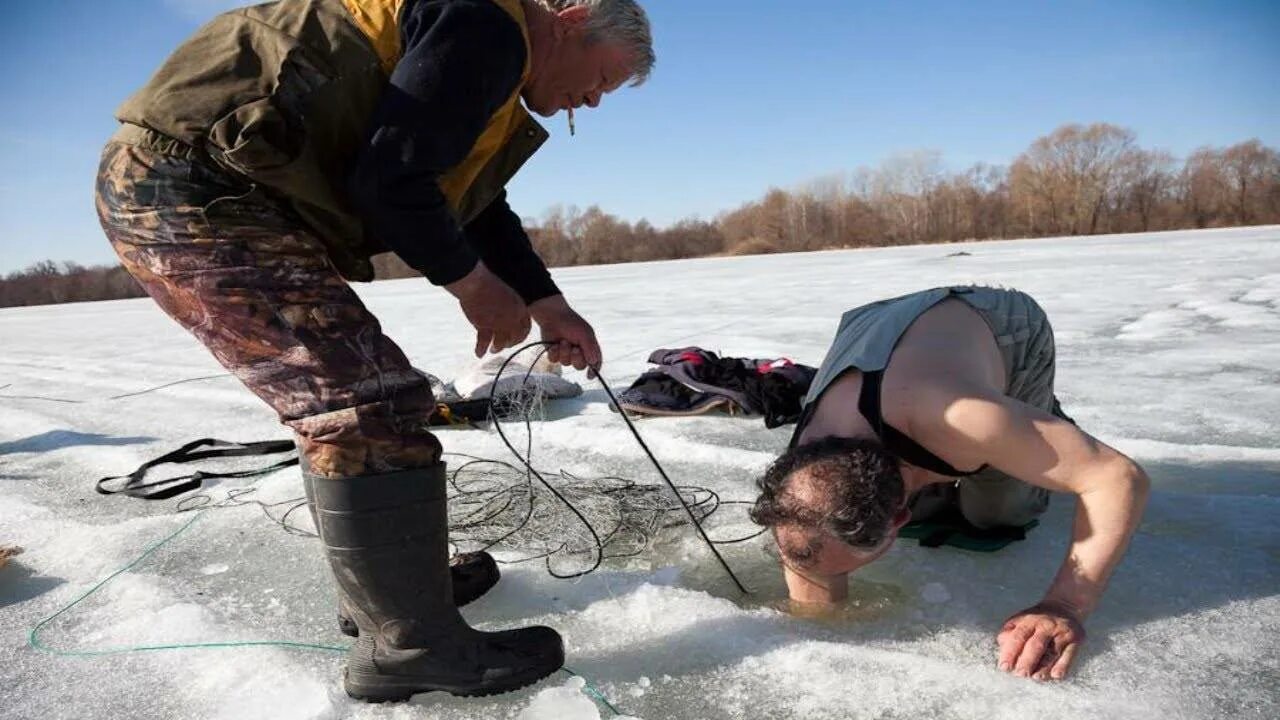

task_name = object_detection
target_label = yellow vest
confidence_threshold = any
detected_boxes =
[113,0,549,281]
[342,0,537,214]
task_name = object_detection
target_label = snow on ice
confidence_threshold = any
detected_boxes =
[2,226,1278,719]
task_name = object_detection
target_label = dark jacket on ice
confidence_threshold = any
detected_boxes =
[616,347,818,428]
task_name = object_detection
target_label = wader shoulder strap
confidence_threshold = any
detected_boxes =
[95,438,298,500]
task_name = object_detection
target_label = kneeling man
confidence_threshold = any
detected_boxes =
[750,286,1149,680]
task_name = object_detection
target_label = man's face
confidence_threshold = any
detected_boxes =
[523,9,635,117]
[770,464,911,576]
[775,523,900,577]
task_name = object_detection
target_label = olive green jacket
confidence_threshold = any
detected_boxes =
[113,0,547,281]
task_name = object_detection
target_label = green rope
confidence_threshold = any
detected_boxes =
[27,510,345,656]
[26,510,621,716]
[561,667,623,716]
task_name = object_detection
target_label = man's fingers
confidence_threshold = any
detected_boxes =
[499,313,532,353]
[1014,634,1050,677]
[500,324,525,352]
[516,314,532,344]
[544,343,560,365]
[491,328,511,354]
[546,340,569,366]
[1049,642,1079,680]
[1034,633,1077,680]
[475,329,493,358]
[583,335,602,369]
[1031,635,1064,681]
[997,624,1032,671]
[545,340,587,371]
[586,346,602,375]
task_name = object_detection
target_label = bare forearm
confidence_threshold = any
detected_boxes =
[1043,461,1149,616]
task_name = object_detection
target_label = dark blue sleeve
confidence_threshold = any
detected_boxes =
[464,191,561,303]
[348,0,526,287]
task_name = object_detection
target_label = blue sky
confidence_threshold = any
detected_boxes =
[1,0,1277,273]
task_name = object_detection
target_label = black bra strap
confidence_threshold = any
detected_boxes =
[788,402,818,448]
[858,370,973,477]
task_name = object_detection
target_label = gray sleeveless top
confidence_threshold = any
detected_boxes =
[801,286,972,408]
[792,286,999,476]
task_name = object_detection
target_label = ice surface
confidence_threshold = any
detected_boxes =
[518,678,606,720]
[920,583,951,604]
[2,227,1279,719]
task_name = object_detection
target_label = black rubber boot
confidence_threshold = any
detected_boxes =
[304,475,500,636]
[334,552,500,638]
[310,464,563,702]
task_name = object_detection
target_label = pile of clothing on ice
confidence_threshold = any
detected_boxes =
[613,347,817,428]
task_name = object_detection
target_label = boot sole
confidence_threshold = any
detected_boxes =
[344,664,560,702]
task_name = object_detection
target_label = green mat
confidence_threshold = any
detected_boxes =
[898,516,1039,552]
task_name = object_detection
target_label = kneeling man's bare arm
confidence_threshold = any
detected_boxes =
[916,388,1150,679]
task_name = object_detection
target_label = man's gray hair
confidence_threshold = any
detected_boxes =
[547,0,655,85]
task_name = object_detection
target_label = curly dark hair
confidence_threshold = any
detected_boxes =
[750,436,904,559]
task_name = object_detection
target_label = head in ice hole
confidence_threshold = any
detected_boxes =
[750,436,913,576]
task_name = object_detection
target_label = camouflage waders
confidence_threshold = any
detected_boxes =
[94,139,442,479]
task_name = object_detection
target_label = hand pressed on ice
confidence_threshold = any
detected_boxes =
[529,294,602,377]
[996,601,1086,680]
[445,261,532,357]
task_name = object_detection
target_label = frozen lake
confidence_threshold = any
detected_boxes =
[2,226,1278,719]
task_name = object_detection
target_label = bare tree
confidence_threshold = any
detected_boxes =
[1119,148,1176,232]
[869,150,945,244]
[0,260,145,308]
[1010,123,1137,236]
[1220,140,1280,225]
[1180,147,1229,229]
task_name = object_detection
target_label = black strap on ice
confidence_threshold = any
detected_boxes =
[95,438,298,500]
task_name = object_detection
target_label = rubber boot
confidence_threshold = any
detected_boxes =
[311,464,563,701]
[303,474,500,637]
[336,552,499,638]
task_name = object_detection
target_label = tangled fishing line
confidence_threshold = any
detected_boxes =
[179,341,764,587]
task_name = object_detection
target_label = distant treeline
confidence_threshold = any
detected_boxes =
[5,122,1278,306]
[0,260,145,308]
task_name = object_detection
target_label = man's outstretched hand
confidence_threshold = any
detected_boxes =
[445,261,531,357]
[996,601,1086,680]
[529,294,602,377]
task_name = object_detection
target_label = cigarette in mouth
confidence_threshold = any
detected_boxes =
[568,107,575,136]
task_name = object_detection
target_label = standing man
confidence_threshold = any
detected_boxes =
[96,0,654,702]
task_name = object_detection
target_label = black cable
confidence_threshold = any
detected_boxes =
[72,342,764,583]
[483,340,754,594]
[0,374,231,404]
[591,361,752,594]
[108,374,231,400]
[489,343,606,578]
[0,393,82,403]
